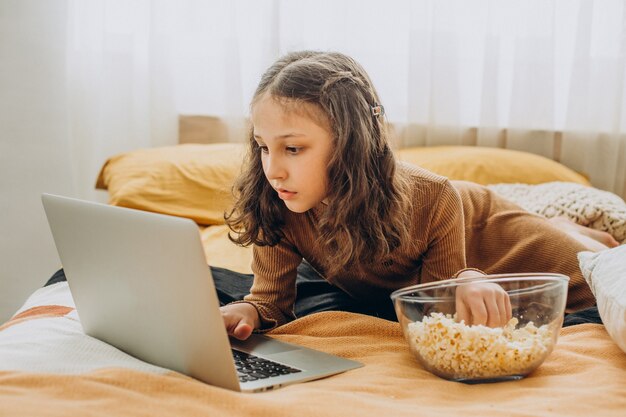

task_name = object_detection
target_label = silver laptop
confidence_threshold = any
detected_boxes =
[41,193,361,392]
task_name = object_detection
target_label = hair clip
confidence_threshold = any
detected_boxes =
[371,103,385,118]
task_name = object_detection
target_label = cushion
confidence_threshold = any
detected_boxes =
[0,282,170,374]
[96,143,245,226]
[96,144,590,226]
[199,225,252,274]
[487,182,626,244]
[396,146,590,186]
[578,245,626,354]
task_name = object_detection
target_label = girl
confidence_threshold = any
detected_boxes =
[220,50,617,341]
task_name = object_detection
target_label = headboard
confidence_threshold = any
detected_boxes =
[178,114,565,163]
[179,115,236,144]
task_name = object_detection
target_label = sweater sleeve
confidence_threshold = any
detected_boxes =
[240,236,303,331]
[420,179,467,283]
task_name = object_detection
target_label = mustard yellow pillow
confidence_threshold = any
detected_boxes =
[96,144,589,227]
[96,143,245,226]
[396,146,590,186]
[199,225,253,274]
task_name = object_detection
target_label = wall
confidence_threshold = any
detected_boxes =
[0,0,74,321]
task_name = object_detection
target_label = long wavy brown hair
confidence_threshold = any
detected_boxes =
[225,51,413,277]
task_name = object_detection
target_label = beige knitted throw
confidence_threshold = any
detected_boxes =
[488,182,626,244]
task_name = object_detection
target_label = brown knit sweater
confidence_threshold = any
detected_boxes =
[242,163,595,329]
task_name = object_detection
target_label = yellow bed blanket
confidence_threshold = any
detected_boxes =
[1,283,624,417]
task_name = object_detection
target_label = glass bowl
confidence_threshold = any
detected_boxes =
[390,273,569,383]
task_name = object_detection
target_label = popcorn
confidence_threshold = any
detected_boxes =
[406,312,553,379]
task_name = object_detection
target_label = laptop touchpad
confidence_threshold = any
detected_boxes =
[230,334,299,355]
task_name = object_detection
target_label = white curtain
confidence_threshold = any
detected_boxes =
[67,0,626,198]
[66,0,176,201]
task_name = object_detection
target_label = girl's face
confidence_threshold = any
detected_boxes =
[251,94,333,213]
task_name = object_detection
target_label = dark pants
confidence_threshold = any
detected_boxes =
[44,261,398,321]
[44,263,600,327]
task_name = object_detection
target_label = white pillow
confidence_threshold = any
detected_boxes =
[0,282,170,374]
[578,245,626,354]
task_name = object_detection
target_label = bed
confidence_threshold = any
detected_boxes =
[1,134,625,416]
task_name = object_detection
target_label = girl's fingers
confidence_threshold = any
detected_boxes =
[504,293,513,323]
[455,284,491,326]
[233,322,253,340]
[220,311,237,334]
[485,294,501,328]
[494,292,509,327]
[221,308,252,339]
[469,298,488,326]
[455,283,512,327]
[455,292,472,325]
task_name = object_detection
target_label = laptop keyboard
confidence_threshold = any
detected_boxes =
[232,349,302,383]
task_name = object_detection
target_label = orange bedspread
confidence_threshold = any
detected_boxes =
[1,310,625,417]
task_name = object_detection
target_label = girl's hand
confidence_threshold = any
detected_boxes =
[455,271,512,327]
[220,303,261,340]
